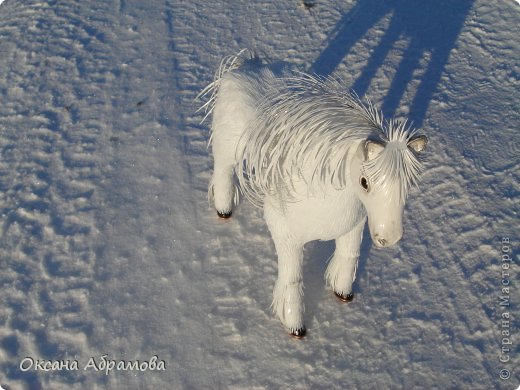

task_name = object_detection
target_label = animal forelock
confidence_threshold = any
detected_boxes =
[363,138,423,203]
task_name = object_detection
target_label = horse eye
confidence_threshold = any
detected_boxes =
[360,176,369,192]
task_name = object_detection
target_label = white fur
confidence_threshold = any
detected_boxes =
[198,50,427,334]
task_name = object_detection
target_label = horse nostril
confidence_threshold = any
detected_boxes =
[378,238,387,247]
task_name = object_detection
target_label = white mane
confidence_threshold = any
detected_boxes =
[198,54,425,207]
[234,73,424,206]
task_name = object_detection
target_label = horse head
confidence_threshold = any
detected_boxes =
[350,133,428,248]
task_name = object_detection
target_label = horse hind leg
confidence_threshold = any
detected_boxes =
[210,128,239,218]
[210,163,236,218]
[209,74,253,218]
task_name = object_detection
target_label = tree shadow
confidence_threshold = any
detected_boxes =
[310,0,474,128]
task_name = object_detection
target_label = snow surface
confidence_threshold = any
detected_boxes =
[0,0,518,389]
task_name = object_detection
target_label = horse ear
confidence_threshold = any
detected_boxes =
[364,139,385,161]
[407,135,428,153]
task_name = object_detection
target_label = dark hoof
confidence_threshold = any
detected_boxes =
[217,210,232,219]
[334,291,354,302]
[290,327,306,339]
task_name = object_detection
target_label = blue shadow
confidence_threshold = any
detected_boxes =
[310,0,474,128]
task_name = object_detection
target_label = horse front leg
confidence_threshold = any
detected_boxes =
[265,205,306,337]
[325,217,366,302]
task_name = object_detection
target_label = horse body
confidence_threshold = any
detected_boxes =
[263,152,366,243]
[199,50,427,337]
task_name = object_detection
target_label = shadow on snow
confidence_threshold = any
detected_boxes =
[310,0,474,128]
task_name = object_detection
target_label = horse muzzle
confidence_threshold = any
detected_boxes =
[371,229,403,248]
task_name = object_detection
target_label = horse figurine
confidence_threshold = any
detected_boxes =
[198,49,428,338]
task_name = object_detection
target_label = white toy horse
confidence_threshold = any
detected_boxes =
[198,49,428,338]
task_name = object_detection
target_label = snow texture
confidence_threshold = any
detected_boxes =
[0,0,518,389]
